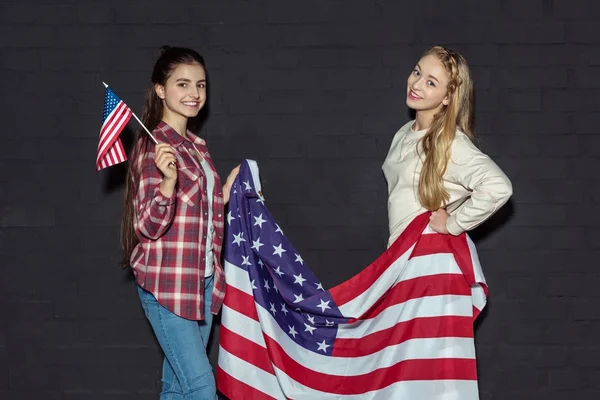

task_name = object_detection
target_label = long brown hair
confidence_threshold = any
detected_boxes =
[120,46,206,267]
[417,46,475,211]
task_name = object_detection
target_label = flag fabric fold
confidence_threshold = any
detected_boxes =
[96,85,132,170]
[217,160,487,400]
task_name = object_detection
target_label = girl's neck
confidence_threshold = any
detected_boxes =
[162,115,188,138]
[413,110,435,131]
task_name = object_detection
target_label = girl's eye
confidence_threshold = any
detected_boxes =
[178,83,187,88]
[427,81,435,87]
[413,69,420,76]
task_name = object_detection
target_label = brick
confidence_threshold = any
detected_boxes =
[554,0,600,19]
[145,4,188,23]
[0,3,35,24]
[510,204,569,226]
[0,391,63,400]
[242,69,321,91]
[266,1,379,24]
[575,67,600,88]
[544,275,583,297]
[210,26,280,48]
[281,24,414,47]
[77,3,114,24]
[0,49,40,71]
[512,179,585,207]
[0,26,55,47]
[494,23,566,44]
[208,114,360,137]
[35,5,78,24]
[549,369,585,390]
[496,345,569,367]
[218,1,266,24]
[504,0,545,19]
[418,23,490,44]
[478,135,538,157]
[544,89,600,111]
[503,90,542,111]
[572,347,600,367]
[113,4,148,24]
[499,44,578,66]
[461,0,503,21]
[500,67,568,88]
[567,157,600,180]
[322,68,393,90]
[338,48,384,68]
[0,205,55,227]
[575,113,600,134]
[569,23,600,43]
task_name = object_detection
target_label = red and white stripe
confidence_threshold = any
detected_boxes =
[96,101,132,170]
[217,213,487,400]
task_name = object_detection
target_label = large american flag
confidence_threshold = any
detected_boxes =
[96,84,132,171]
[217,160,487,400]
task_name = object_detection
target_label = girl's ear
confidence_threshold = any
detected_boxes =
[155,83,165,100]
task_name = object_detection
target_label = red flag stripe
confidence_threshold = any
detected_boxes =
[223,282,474,359]
[97,103,131,164]
[216,367,277,400]
[332,315,474,357]
[220,325,275,374]
[98,103,129,153]
[329,213,430,306]
[260,334,477,394]
[349,273,471,321]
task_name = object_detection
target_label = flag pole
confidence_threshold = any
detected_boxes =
[102,82,158,144]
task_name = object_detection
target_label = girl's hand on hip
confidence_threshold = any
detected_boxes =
[429,208,449,234]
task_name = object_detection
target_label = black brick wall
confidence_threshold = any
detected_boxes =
[1,1,599,399]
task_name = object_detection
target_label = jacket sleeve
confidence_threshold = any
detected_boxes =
[445,134,513,236]
[134,148,177,240]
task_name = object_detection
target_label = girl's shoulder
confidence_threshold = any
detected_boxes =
[451,129,490,164]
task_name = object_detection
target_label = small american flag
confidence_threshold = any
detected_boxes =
[96,83,132,170]
[217,160,488,400]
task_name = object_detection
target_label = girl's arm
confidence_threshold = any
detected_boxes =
[134,145,178,240]
[445,135,513,235]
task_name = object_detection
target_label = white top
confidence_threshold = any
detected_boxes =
[196,147,216,277]
[382,120,513,246]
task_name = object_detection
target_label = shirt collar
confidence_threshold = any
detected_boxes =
[155,121,206,147]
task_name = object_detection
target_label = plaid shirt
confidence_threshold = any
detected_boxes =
[130,121,225,321]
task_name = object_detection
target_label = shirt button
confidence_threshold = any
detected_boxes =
[217,213,222,218]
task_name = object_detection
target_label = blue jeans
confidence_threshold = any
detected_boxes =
[137,275,217,400]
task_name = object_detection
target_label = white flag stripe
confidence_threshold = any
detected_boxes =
[225,260,255,295]
[98,104,127,157]
[97,104,131,162]
[222,273,477,376]
[271,364,480,400]
[99,140,126,169]
[250,302,476,376]
[226,257,473,340]
[221,304,267,347]
[218,347,286,399]
[336,244,414,315]
[98,110,129,159]
[338,252,465,317]
[335,294,473,339]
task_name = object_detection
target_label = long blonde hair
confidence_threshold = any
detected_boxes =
[417,46,475,210]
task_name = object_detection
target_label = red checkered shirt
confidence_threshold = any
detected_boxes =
[130,121,225,321]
